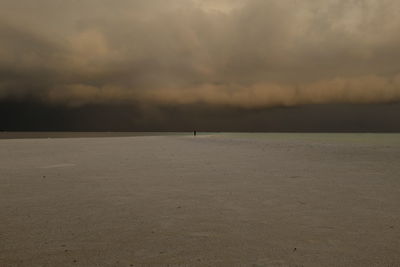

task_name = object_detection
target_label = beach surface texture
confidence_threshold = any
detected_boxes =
[1,134,399,266]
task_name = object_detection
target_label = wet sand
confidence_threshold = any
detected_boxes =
[1,134,399,266]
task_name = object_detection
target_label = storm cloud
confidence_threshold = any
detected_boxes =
[1,0,400,108]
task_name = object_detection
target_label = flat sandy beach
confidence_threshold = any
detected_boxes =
[1,134,399,266]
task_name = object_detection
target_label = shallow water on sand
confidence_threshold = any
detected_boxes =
[215,132,400,146]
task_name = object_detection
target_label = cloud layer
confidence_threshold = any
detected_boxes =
[1,0,400,108]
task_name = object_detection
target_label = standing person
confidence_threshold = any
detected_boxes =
[194,130,197,136]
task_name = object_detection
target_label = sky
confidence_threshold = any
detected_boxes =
[1,0,400,131]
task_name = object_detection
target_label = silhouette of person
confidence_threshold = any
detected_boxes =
[194,130,197,136]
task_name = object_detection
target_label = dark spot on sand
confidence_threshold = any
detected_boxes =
[293,248,297,252]
[160,251,165,254]
[177,206,182,209]
[389,225,394,229]
[42,175,46,178]
[61,244,66,247]
[65,249,69,252]
[73,259,77,263]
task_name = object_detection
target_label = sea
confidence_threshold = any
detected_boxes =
[1,132,399,146]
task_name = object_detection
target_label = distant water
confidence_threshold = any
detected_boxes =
[0,132,190,139]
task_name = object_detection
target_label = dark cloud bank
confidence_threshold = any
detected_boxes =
[2,99,400,132]
[1,0,400,131]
